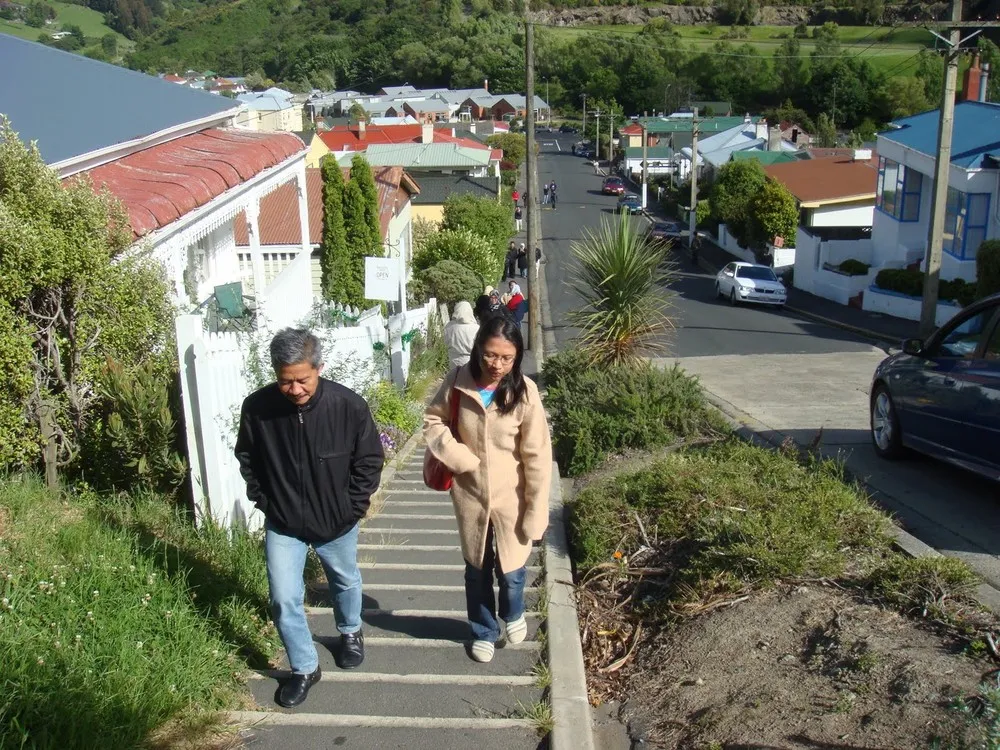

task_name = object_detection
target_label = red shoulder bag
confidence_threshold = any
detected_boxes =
[423,374,461,491]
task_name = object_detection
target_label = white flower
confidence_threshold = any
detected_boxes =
[136,641,143,649]
[37,657,44,665]
[92,590,99,598]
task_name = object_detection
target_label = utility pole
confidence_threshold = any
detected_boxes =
[525,20,543,359]
[688,108,699,249]
[592,108,601,161]
[921,0,967,336]
[580,93,587,137]
[641,113,648,210]
[607,109,614,164]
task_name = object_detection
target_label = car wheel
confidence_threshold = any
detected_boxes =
[871,384,905,459]
[729,288,738,306]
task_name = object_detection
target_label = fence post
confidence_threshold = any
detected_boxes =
[175,315,209,522]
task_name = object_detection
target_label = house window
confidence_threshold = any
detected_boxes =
[944,188,991,260]
[876,157,921,222]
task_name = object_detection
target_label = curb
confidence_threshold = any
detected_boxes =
[695,385,1000,619]
[544,465,597,750]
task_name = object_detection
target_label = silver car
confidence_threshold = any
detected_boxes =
[715,262,787,308]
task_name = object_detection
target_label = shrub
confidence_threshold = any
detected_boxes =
[413,228,504,290]
[543,349,726,476]
[876,267,977,306]
[976,239,1000,300]
[501,169,518,188]
[366,379,420,434]
[417,260,483,306]
[838,258,870,276]
[440,193,513,256]
[695,198,711,228]
[569,439,891,591]
[485,132,527,168]
[568,214,676,366]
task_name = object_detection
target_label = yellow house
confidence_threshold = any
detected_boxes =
[233,88,304,132]
[409,174,501,225]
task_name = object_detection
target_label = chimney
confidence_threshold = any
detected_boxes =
[483,78,489,93]
[768,125,782,151]
[962,54,982,101]
[357,118,366,140]
[980,62,991,102]
[421,122,434,144]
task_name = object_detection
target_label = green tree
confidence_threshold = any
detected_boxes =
[815,112,837,147]
[710,160,767,247]
[485,132,527,169]
[340,179,369,308]
[774,37,808,100]
[413,228,502,287]
[347,102,369,123]
[319,154,349,302]
[748,177,799,252]
[350,154,382,257]
[0,120,174,482]
[440,193,512,256]
[416,259,483,305]
[65,24,86,47]
[101,32,118,57]
[568,214,675,366]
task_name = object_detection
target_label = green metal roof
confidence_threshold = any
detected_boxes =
[340,143,493,168]
[730,151,805,165]
[637,116,759,135]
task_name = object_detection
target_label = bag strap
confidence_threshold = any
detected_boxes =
[447,370,461,442]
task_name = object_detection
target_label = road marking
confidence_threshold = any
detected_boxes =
[230,712,535,729]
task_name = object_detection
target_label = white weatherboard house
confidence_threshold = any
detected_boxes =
[861,100,1000,323]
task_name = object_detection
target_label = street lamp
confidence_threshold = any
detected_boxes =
[580,93,587,135]
[545,78,550,122]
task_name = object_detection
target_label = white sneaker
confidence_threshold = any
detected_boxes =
[505,615,528,645]
[470,640,495,663]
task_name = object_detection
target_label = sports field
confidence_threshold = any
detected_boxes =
[0,2,129,47]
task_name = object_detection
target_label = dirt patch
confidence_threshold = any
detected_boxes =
[589,584,994,748]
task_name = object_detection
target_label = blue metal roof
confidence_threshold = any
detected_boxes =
[0,33,236,166]
[880,101,1000,169]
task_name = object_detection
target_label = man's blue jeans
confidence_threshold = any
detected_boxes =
[265,522,363,674]
[464,524,527,643]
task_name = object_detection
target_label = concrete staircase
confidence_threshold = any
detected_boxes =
[237,444,549,749]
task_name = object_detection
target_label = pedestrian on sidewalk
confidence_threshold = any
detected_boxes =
[548,181,557,209]
[592,159,600,174]
[444,300,479,368]
[505,242,518,279]
[235,328,383,708]
[517,243,528,278]
[511,188,520,204]
[514,204,523,232]
[423,316,552,664]
[534,246,542,274]
[542,182,550,205]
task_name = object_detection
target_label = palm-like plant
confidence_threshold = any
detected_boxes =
[568,213,676,366]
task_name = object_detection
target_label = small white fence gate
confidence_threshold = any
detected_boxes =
[175,298,438,530]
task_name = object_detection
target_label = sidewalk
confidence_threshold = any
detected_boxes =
[234,440,547,749]
[627,175,921,346]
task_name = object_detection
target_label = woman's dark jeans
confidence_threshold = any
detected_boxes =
[464,523,527,642]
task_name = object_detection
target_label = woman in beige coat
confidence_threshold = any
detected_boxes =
[423,315,552,663]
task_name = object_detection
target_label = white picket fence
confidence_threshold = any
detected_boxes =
[175,298,438,530]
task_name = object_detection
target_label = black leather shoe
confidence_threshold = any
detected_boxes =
[336,631,365,669]
[277,668,321,708]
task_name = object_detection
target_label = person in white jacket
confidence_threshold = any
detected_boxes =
[444,300,480,367]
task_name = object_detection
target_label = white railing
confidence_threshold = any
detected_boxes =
[174,297,438,530]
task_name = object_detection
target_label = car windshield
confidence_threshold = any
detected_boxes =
[736,266,778,281]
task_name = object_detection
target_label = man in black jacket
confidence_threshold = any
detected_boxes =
[236,328,384,708]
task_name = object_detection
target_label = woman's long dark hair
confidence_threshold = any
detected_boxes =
[469,316,526,415]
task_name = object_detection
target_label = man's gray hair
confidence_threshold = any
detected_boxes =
[270,328,322,370]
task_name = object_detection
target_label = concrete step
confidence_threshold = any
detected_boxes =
[356,544,540,567]
[355,608,542,640]
[306,586,541,616]
[390,470,431,483]
[271,635,542,677]
[239,723,544,750]
[373,501,454,516]
[359,529,461,547]
[358,565,542,588]
[247,674,544,718]
[381,487,450,500]
[363,515,459,532]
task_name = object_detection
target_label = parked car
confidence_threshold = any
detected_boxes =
[869,293,1000,480]
[602,176,626,196]
[647,220,684,243]
[559,124,578,133]
[616,193,643,214]
[714,262,787,307]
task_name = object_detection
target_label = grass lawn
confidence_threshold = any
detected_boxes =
[542,24,934,76]
[0,3,129,47]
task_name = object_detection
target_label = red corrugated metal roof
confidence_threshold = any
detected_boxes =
[233,166,420,247]
[78,128,305,238]
[318,125,493,154]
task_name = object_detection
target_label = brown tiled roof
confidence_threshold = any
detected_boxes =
[234,166,419,247]
[763,154,878,206]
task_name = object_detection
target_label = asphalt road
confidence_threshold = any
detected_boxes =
[535,132,1000,593]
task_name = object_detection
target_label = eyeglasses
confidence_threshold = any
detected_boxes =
[482,353,515,365]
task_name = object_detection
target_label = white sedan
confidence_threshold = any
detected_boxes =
[715,262,787,308]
